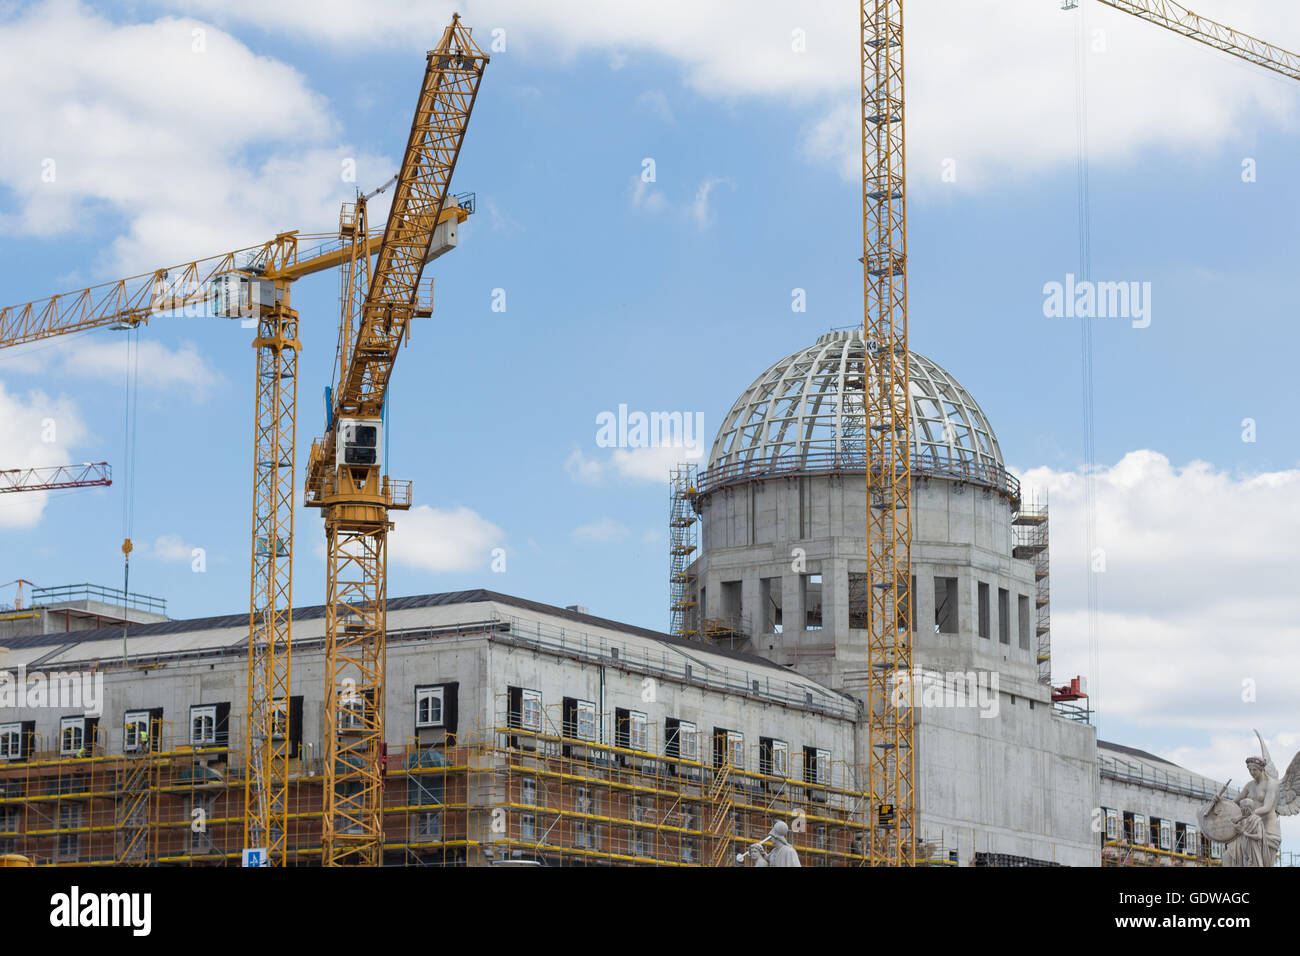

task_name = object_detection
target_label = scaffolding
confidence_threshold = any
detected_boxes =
[0,707,872,866]
[668,464,700,639]
[1012,492,1051,685]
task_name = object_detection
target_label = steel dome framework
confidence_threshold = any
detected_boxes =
[702,330,1015,498]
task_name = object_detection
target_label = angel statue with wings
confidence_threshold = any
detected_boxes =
[1198,730,1300,867]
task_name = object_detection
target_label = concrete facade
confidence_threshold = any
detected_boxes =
[690,330,1099,865]
[0,591,861,793]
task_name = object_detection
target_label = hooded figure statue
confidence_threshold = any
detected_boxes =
[751,820,801,867]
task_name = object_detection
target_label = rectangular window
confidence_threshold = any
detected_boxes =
[615,708,648,751]
[1018,594,1031,650]
[416,811,442,840]
[998,587,1010,644]
[415,686,445,729]
[0,723,20,760]
[681,836,699,864]
[1159,818,1172,851]
[510,687,542,732]
[934,577,958,634]
[769,739,789,777]
[760,577,783,633]
[1104,808,1119,841]
[189,705,217,746]
[803,574,823,630]
[520,813,535,842]
[271,700,289,739]
[1134,814,1148,845]
[629,710,648,751]
[727,731,744,770]
[848,572,869,630]
[521,777,536,806]
[759,737,788,777]
[803,746,831,786]
[123,710,152,752]
[1186,825,1199,857]
[671,720,699,762]
[576,700,596,742]
[721,580,742,623]
[978,582,990,639]
[714,728,744,769]
[57,804,81,860]
[60,717,85,756]
[634,828,651,858]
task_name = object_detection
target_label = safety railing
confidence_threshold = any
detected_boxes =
[696,451,1021,502]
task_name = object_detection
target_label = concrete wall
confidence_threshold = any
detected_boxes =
[1,620,859,791]
[691,470,1098,865]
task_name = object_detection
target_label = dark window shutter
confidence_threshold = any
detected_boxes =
[507,686,522,729]
[713,728,727,768]
[563,697,577,738]
[21,720,35,759]
[289,696,304,758]
[215,702,231,746]
[149,707,164,751]
[615,708,630,749]
[443,683,459,740]
[759,737,773,775]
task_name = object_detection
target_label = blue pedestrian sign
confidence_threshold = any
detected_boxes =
[242,847,268,867]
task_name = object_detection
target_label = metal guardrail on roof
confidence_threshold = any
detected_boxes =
[496,614,857,722]
[1099,752,1225,802]
[31,583,166,615]
[696,452,1021,503]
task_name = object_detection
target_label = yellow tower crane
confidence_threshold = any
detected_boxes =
[861,0,915,868]
[305,13,488,867]
[857,0,1300,868]
[0,177,465,871]
[852,0,1300,868]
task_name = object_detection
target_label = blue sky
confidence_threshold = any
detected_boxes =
[2,0,1300,825]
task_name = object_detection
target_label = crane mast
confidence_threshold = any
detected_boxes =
[861,0,915,867]
[307,14,487,867]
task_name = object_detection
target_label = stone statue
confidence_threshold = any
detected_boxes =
[1198,730,1300,867]
[747,820,801,867]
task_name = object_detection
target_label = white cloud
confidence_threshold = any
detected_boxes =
[1016,451,1300,736]
[146,533,198,563]
[572,517,628,543]
[0,1,392,275]
[2,338,223,399]
[564,448,605,484]
[389,504,504,572]
[630,173,732,226]
[0,383,89,528]
[629,175,669,215]
[635,89,674,124]
[610,444,703,483]
[154,0,1300,191]
[689,176,733,227]
[566,444,704,486]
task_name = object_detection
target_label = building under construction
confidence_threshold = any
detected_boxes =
[0,330,1226,867]
[4,0,1287,867]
